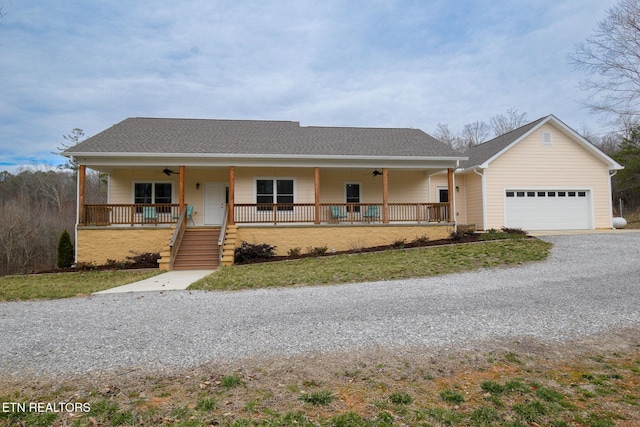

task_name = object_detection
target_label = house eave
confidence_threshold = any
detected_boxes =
[65,152,468,170]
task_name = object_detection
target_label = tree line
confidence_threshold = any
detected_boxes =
[0,166,106,276]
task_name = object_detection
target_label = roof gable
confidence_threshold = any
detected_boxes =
[460,115,623,171]
[64,117,463,159]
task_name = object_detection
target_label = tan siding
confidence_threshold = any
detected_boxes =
[108,167,430,207]
[388,170,429,202]
[108,167,229,226]
[484,123,612,229]
[462,172,484,229]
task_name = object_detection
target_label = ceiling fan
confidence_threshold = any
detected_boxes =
[162,168,179,176]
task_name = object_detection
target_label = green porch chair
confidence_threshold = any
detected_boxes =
[173,205,194,225]
[362,205,379,222]
[143,206,158,225]
[329,206,347,222]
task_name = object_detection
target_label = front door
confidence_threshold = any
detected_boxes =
[204,182,226,225]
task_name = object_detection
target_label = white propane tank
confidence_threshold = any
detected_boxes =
[612,217,627,228]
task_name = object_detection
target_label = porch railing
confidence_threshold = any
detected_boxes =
[81,202,450,226]
[233,203,450,224]
[82,204,181,226]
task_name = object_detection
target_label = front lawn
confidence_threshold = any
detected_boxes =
[190,239,552,291]
[0,270,161,301]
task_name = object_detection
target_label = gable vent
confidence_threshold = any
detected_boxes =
[542,131,553,145]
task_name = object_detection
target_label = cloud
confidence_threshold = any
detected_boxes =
[0,0,621,170]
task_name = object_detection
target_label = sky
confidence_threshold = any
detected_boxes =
[0,0,620,172]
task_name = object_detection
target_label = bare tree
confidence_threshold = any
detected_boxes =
[490,108,528,136]
[570,0,640,120]
[460,121,491,150]
[433,123,461,149]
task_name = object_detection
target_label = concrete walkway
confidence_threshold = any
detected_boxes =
[95,270,214,294]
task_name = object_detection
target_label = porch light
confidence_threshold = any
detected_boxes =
[196,182,200,190]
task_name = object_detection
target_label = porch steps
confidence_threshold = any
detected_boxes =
[172,228,220,270]
[221,225,238,266]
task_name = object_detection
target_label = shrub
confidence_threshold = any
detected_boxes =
[411,235,430,246]
[480,227,528,241]
[125,251,161,268]
[450,229,464,241]
[306,246,328,257]
[234,241,277,263]
[501,226,528,235]
[392,238,406,249]
[287,247,302,257]
[57,230,74,268]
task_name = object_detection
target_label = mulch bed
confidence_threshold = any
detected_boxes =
[238,233,485,264]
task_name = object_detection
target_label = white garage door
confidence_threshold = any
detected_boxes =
[504,190,591,230]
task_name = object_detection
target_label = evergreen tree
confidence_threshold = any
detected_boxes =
[57,230,74,268]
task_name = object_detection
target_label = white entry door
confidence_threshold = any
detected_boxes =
[204,182,226,225]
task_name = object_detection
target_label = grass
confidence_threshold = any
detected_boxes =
[1,331,639,426]
[191,239,552,291]
[0,270,161,301]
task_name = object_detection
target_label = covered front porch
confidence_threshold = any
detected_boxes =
[77,166,456,227]
[74,162,458,268]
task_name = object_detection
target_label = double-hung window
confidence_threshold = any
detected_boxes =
[134,182,173,212]
[256,179,294,211]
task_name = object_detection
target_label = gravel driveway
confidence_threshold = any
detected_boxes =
[1,233,639,379]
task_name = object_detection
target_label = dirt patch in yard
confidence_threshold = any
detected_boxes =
[2,327,639,426]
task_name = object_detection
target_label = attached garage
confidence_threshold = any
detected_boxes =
[454,115,623,231]
[504,189,591,230]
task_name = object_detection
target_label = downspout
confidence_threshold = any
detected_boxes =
[72,156,79,264]
[609,170,618,229]
[452,161,459,230]
[473,167,487,231]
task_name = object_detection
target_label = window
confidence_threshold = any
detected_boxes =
[527,191,535,197]
[256,179,294,210]
[506,191,515,197]
[516,191,525,197]
[134,182,173,212]
[346,183,361,212]
[438,188,449,203]
[568,191,576,197]
[538,191,546,197]
[548,191,556,197]
[578,191,586,197]
[558,191,566,197]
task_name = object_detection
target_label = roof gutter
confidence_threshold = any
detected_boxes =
[62,151,468,162]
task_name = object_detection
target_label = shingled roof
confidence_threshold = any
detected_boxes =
[459,114,624,172]
[63,117,463,159]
